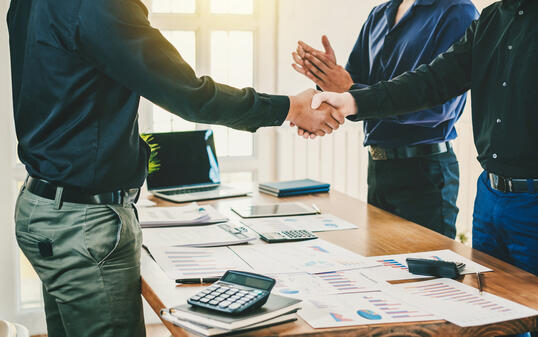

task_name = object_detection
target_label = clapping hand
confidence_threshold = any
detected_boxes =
[292,36,353,93]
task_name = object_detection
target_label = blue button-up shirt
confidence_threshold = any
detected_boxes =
[346,0,478,147]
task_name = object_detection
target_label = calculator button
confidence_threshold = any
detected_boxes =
[219,301,231,308]
[205,295,216,300]
[220,293,230,299]
[199,298,210,303]
[229,303,241,310]
[209,300,220,305]
[226,289,238,295]
[190,295,202,301]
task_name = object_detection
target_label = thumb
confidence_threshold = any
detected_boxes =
[311,92,342,109]
[322,35,335,59]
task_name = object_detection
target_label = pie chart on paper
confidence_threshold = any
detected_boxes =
[357,309,382,320]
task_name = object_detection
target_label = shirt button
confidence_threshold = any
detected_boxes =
[518,10,524,15]
[492,153,498,159]
[502,82,508,87]
[508,45,513,50]
[496,118,502,124]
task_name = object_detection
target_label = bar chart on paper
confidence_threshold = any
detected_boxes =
[299,292,438,328]
[148,246,253,280]
[391,278,538,327]
[271,270,380,298]
[316,270,380,294]
[362,250,492,281]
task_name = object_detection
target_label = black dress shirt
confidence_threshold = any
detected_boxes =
[7,0,289,192]
[349,0,537,178]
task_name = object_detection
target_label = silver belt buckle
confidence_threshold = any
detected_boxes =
[369,146,388,160]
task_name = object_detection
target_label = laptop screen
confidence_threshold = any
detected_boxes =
[145,130,220,190]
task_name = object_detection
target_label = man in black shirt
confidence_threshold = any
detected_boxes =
[7,0,344,336]
[310,0,538,283]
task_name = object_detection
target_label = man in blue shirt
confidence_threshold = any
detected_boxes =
[293,0,478,239]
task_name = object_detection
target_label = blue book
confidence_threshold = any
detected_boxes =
[259,179,330,197]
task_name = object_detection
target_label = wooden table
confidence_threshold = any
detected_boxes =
[141,190,538,337]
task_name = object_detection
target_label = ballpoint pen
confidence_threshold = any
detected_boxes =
[176,277,220,284]
[312,203,321,214]
[476,272,483,295]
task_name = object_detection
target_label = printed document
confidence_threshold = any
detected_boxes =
[143,223,257,248]
[138,203,227,228]
[387,278,538,327]
[149,246,253,280]
[243,214,357,233]
[362,249,492,281]
[299,292,439,328]
[230,239,376,274]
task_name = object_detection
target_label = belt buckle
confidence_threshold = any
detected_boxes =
[369,146,388,160]
[490,173,511,193]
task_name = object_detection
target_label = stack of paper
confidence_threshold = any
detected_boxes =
[161,294,302,336]
[143,223,257,249]
[138,203,227,228]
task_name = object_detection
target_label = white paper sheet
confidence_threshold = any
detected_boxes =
[148,246,253,280]
[143,223,257,248]
[230,239,376,274]
[361,249,492,281]
[387,278,538,327]
[243,214,357,233]
[138,204,228,227]
[299,292,439,328]
[271,270,382,299]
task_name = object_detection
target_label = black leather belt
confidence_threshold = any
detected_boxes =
[24,176,140,205]
[488,173,538,194]
[369,142,451,160]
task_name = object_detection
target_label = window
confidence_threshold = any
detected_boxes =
[139,0,277,180]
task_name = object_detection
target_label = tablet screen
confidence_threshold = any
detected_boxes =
[232,202,316,218]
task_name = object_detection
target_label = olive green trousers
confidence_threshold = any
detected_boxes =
[15,187,146,337]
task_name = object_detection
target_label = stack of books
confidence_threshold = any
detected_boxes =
[259,179,330,197]
[161,294,302,336]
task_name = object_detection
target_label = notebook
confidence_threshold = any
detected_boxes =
[259,179,330,197]
[161,311,297,336]
[165,294,302,330]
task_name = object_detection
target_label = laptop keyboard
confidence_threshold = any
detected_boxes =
[160,186,220,196]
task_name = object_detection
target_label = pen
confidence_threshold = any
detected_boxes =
[176,277,220,284]
[312,203,321,214]
[476,272,483,295]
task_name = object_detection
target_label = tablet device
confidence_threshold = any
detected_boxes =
[231,202,317,218]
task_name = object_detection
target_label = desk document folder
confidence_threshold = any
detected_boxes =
[259,179,330,197]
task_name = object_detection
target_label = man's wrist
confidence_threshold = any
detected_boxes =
[286,95,296,122]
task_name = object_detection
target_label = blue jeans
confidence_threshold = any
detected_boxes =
[473,171,538,337]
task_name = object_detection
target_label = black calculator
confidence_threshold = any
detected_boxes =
[258,230,318,243]
[187,271,276,315]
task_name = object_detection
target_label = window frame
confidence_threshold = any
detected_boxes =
[139,0,279,182]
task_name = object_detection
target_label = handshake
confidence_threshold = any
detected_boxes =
[286,89,357,139]
[285,36,358,139]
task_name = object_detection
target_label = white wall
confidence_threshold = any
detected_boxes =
[275,0,492,239]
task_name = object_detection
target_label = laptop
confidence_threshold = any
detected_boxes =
[145,130,250,203]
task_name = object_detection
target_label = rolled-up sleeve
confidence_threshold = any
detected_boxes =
[75,0,288,132]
